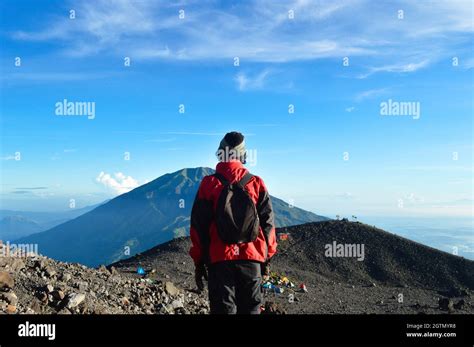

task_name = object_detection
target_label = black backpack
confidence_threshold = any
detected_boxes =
[213,172,260,244]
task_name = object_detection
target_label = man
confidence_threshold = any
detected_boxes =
[189,131,277,314]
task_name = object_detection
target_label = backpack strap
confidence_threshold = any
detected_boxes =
[213,172,253,188]
[237,172,253,189]
[213,172,229,186]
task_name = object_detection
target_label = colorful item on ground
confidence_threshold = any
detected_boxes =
[137,267,146,275]
[261,272,304,296]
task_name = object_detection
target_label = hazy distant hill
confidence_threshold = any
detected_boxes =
[0,215,42,240]
[0,203,105,241]
[18,167,327,267]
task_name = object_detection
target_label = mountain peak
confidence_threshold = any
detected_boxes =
[171,167,215,181]
[132,167,215,197]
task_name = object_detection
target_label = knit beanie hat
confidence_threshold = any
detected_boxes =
[216,131,247,163]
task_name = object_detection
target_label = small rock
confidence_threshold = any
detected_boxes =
[66,293,85,309]
[73,281,88,292]
[261,301,286,314]
[0,271,14,290]
[371,283,377,287]
[98,265,110,275]
[0,291,18,305]
[44,266,56,278]
[0,301,7,311]
[453,299,465,310]
[169,299,184,310]
[108,275,121,284]
[33,259,45,269]
[46,284,54,293]
[165,282,180,296]
[156,303,169,314]
[29,301,42,313]
[10,258,25,272]
[58,307,72,315]
[439,298,454,312]
[36,291,48,304]
[51,290,65,301]
[6,304,17,314]
[122,297,130,306]
[61,273,72,282]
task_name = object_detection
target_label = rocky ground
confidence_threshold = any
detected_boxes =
[0,245,209,315]
[1,220,473,315]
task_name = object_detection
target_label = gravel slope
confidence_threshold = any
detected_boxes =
[113,220,474,314]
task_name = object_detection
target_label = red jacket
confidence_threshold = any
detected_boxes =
[189,161,277,265]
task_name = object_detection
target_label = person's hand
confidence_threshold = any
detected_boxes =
[261,261,270,279]
[195,263,208,291]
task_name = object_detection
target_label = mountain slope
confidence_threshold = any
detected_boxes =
[112,220,474,314]
[115,220,474,290]
[17,167,327,267]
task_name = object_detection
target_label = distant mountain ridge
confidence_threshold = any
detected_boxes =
[0,202,105,241]
[0,216,41,240]
[17,167,328,267]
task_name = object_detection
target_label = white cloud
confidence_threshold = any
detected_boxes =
[235,69,271,91]
[96,171,140,195]
[13,0,157,42]
[403,193,425,204]
[345,106,355,112]
[358,60,431,79]
[335,192,355,200]
[10,0,473,69]
[355,88,388,101]
[463,58,474,69]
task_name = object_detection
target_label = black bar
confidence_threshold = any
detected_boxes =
[0,314,472,345]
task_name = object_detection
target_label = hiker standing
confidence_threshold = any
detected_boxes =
[189,131,277,314]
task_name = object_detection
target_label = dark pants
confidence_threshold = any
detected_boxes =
[208,260,262,314]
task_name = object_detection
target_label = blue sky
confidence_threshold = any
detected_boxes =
[0,0,473,220]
